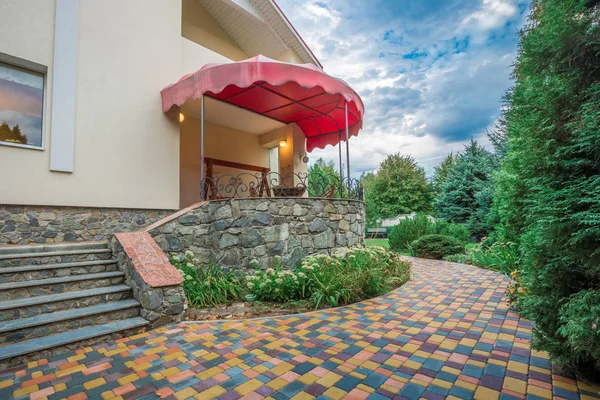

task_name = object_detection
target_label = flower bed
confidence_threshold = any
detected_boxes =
[170,247,411,317]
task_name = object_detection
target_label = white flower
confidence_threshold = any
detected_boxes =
[185,250,194,258]
[247,282,254,288]
[186,263,194,268]
[292,275,298,281]
[245,276,254,281]
[304,265,314,271]
[274,288,280,292]
[259,283,266,288]
[266,268,275,275]
[249,259,259,268]
[277,272,284,278]
[185,275,192,281]
[298,272,306,278]
[275,278,283,284]
[193,258,200,264]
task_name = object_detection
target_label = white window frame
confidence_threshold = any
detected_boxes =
[0,53,47,151]
[269,146,280,185]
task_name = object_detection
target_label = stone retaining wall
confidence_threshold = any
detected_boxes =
[0,205,172,245]
[148,198,365,269]
[110,232,186,328]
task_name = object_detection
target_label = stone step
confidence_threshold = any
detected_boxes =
[0,299,140,345]
[0,272,125,301]
[0,317,149,363]
[0,241,108,256]
[0,260,118,283]
[0,248,112,267]
[0,285,132,321]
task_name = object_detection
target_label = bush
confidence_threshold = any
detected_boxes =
[505,269,525,310]
[557,290,600,375]
[443,253,472,264]
[170,252,243,308]
[245,247,411,308]
[443,242,520,276]
[436,221,470,244]
[388,213,430,251]
[470,242,519,275]
[410,234,464,260]
[388,213,469,252]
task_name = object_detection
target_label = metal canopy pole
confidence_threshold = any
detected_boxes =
[345,101,350,187]
[200,95,205,200]
[338,130,343,194]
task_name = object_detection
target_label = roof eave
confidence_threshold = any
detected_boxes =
[265,0,323,69]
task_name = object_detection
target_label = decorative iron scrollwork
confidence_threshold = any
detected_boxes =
[200,172,362,201]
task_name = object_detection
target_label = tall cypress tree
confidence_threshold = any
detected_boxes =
[435,140,498,237]
[494,0,600,375]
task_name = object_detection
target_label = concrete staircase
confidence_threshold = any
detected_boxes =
[0,241,148,369]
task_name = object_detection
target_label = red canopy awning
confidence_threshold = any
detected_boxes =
[161,55,364,152]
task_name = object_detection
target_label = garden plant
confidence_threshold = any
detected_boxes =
[171,247,411,312]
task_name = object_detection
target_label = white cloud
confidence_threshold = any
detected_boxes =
[461,0,519,31]
[278,0,528,177]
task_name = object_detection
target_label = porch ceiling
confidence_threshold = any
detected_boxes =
[198,0,288,62]
[181,96,286,135]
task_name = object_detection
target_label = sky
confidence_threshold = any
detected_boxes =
[277,0,530,177]
[0,63,44,147]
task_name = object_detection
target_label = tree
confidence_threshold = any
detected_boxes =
[431,153,458,197]
[307,158,342,197]
[486,96,511,159]
[0,121,28,144]
[435,140,498,237]
[493,0,600,376]
[363,154,432,220]
[360,172,380,228]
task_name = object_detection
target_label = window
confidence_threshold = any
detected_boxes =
[0,59,45,149]
[269,146,279,185]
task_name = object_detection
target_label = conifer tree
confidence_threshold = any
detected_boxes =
[435,140,498,237]
[493,0,600,375]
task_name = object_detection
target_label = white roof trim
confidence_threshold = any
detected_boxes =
[261,0,322,68]
[198,0,321,68]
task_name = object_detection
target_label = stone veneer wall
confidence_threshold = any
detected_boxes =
[0,205,173,245]
[148,198,365,269]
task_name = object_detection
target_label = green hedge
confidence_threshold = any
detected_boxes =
[410,234,464,260]
[388,213,470,252]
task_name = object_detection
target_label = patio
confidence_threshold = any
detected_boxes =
[161,55,364,207]
[2,257,598,399]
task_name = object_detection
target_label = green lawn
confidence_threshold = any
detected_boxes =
[365,238,389,248]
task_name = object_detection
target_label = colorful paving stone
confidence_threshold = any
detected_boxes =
[1,257,599,400]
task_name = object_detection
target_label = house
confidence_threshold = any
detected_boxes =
[379,213,436,228]
[0,0,364,244]
[0,0,366,366]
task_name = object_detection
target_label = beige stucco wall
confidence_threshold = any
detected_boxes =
[180,119,270,207]
[180,120,309,208]
[181,0,248,61]
[0,0,182,210]
[275,49,303,64]
[0,0,311,211]
[259,124,308,177]
[181,37,232,76]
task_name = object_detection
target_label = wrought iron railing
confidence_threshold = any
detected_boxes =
[201,172,363,201]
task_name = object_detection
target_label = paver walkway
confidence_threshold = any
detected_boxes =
[1,257,599,400]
